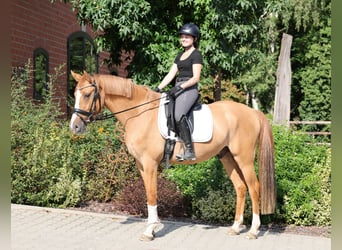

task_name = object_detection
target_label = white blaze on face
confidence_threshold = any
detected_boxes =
[70,89,81,130]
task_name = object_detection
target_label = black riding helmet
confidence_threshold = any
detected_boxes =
[179,23,200,39]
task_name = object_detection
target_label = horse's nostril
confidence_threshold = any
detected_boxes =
[75,124,82,133]
[70,122,78,133]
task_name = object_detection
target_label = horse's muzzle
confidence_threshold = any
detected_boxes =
[70,114,87,134]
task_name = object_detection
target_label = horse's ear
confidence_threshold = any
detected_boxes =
[71,70,81,81]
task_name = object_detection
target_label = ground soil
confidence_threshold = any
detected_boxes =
[69,200,331,238]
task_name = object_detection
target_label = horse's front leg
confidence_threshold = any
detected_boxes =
[137,160,161,241]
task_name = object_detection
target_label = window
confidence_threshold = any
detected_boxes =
[33,48,49,100]
[67,31,98,115]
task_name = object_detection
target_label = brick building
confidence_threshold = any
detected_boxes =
[10,0,128,115]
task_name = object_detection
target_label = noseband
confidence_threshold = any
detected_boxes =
[73,81,101,125]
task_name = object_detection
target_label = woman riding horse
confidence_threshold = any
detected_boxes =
[155,23,203,161]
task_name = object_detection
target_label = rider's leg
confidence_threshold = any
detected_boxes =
[176,115,196,160]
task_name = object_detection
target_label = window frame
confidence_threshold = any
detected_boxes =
[67,31,99,115]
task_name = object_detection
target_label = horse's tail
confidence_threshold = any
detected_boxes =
[257,112,276,215]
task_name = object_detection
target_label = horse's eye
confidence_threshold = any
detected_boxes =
[84,93,91,98]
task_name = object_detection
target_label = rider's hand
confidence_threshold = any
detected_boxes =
[153,87,161,93]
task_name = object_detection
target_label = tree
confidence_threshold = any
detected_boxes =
[56,0,331,119]
[292,2,331,122]
[263,0,331,123]
[60,0,270,105]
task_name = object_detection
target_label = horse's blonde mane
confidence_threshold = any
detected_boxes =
[98,75,133,98]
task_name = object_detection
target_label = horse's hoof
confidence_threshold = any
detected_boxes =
[227,228,240,236]
[245,231,258,240]
[139,233,154,241]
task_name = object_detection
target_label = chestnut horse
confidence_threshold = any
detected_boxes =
[69,71,276,240]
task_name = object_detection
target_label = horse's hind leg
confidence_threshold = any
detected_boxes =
[219,148,247,235]
[233,155,261,239]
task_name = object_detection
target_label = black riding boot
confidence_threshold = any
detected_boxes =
[176,116,196,161]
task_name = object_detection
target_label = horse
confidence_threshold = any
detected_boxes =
[69,71,276,241]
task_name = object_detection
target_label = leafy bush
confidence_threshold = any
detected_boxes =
[272,125,331,225]
[165,158,227,199]
[192,185,252,225]
[11,63,82,207]
[165,158,253,224]
[116,175,188,218]
[79,121,138,202]
[11,63,138,207]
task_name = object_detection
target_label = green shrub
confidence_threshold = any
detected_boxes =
[165,158,227,199]
[165,158,253,224]
[313,149,331,225]
[272,125,331,225]
[11,63,138,207]
[11,63,82,207]
[78,121,138,202]
[192,185,252,224]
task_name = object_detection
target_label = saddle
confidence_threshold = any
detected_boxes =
[165,94,202,136]
[158,93,213,168]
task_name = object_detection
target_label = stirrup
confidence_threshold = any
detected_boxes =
[176,150,196,161]
[176,154,196,161]
[176,154,185,161]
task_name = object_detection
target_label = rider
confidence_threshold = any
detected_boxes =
[155,23,203,161]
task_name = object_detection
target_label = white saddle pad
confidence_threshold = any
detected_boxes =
[158,93,213,142]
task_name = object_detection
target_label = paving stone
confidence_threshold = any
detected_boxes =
[11,204,331,250]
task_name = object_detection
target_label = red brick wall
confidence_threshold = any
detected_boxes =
[10,0,128,114]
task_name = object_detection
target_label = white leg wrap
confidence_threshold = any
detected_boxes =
[250,213,261,234]
[231,215,243,232]
[147,204,159,225]
[141,205,160,240]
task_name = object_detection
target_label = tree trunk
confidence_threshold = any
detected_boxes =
[273,33,293,127]
[251,91,259,110]
[213,70,222,101]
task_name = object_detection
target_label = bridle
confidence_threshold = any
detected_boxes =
[73,81,101,125]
